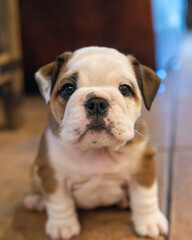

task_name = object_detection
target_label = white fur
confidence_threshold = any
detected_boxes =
[45,182,80,239]
[129,181,168,238]
[70,46,135,79]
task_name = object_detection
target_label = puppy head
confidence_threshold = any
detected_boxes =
[35,47,160,149]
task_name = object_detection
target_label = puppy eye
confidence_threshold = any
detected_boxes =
[60,83,76,98]
[119,84,134,97]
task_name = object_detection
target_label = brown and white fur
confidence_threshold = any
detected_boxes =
[23,47,168,240]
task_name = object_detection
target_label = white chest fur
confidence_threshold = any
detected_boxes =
[47,128,146,208]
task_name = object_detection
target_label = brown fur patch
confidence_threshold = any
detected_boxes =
[50,81,67,124]
[135,142,156,188]
[51,52,73,91]
[126,118,148,145]
[127,118,156,188]
[134,119,148,143]
[35,131,57,194]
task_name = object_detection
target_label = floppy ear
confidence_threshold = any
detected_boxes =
[35,52,72,104]
[129,56,161,110]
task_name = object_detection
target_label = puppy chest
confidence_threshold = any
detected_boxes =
[70,176,128,209]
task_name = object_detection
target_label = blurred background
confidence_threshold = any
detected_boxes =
[0,0,188,94]
[0,0,189,127]
[0,1,192,240]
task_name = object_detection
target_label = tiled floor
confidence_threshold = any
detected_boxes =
[0,34,192,240]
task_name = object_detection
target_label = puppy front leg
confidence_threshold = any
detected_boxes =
[45,182,80,240]
[129,180,168,238]
[129,150,168,238]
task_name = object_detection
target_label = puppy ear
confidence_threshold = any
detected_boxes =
[35,52,72,104]
[35,62,55,104]
[129,56,161,110]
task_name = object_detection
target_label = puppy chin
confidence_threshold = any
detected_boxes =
[77,130,116,149]
[61,128,135,150]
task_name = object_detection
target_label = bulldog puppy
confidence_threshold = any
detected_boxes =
[23,46,168,240]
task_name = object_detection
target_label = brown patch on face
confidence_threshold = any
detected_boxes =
[51,52,73,91]
[50,71,78,124]
[50,88,67,124]
[49,56,71,124]
[131,84,141,108]
[134,142,156,188]
[48,51,76,125]
[35,131,57,194]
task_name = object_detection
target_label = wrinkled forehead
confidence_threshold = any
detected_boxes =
[66,48,137,87]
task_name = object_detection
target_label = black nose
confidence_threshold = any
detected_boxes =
[85,97,109,117]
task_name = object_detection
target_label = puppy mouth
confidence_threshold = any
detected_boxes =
[89,125,107,131]
[72,119,115,144]
[87,122,114,137]
[87,118,108,133]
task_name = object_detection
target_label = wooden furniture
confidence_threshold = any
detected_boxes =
[0,0,24,128]
[19,0,155,93]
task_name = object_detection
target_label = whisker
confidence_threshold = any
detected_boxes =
[134,129,148,140]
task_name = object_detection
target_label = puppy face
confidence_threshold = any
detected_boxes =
[36,47,160,149]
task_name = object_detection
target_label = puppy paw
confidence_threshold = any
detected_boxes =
[46,215,81,240]
[133,210,168,238]
[23,194,45,212]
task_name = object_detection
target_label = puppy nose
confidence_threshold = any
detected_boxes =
[85,97,109,117]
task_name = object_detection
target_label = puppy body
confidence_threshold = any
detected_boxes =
[46,123,146,209]
[24,47,168,240]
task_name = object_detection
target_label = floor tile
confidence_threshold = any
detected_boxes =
[169,151,192,240]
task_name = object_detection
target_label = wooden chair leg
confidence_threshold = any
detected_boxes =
[1,81,23,129]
